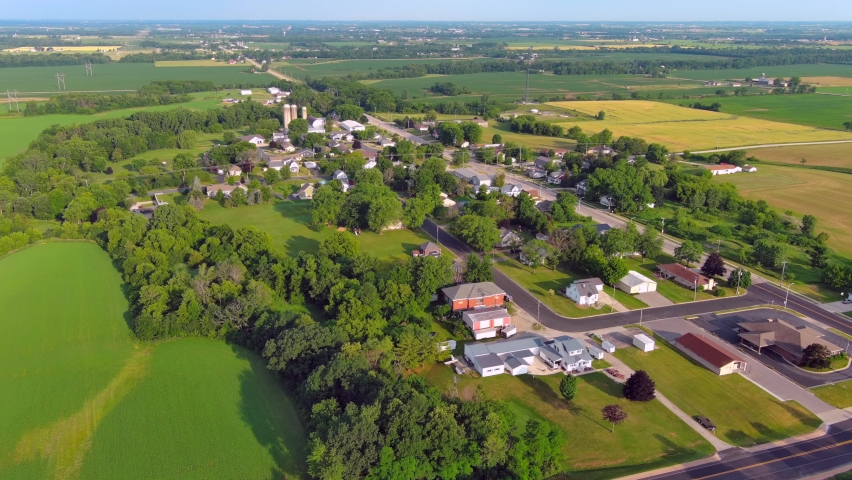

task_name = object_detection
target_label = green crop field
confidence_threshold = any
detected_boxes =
[660,94,852,130]
[422,366,713,479]
[0,63,275,94]
[614,330,822,447]
[0,242,307,480]
[671,64,852,82]
[273,57,494,78]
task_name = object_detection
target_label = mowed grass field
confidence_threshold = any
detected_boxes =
[0,242,307,480]
[744,143,852,168]
[198,199,444,270]
[548,100,852,150]
[710,163,852,257]
[614,330,822,447]
[0,62,274,93]
[661,94,852,130]
[422,366,713,479]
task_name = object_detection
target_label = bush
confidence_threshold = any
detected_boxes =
[714,287,727,297]
[560,375,578,401]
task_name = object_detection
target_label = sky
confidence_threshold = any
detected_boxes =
[5,0,852,21]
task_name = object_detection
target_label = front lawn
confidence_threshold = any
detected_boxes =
[812,380,852,409]
[614,330,822,447]
[421,366,713,479]
[802,356,850,373]
[625,255,717,304]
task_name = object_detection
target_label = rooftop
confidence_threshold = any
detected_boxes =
[619,270,657,287]
[658,263,712,286]
[738,319,841,356]
[677,333,743,368]
[463,306,510,323]
[442,282,506,301]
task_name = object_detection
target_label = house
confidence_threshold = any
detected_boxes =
[206,183,248,198]
[675,333,747,376]
[296,183,314,200]
[288,162,301,173]
[306,115,326,133]
[414,123,430,132]
[576,179,589,197]
[340,120,365,132]
[271,131,289,142]
[737,318,841,364]
[571,223,612,235]
[552,148,570,159]
[657,263,716,290]
[520,246,551,266]
[496,227,522,249]
[463,306,512,340]
[742,164,758,173]
[240,89,252,96]
[471,174,492,189]
[267,87,280,94]
[379,137,396,148]
[524,189,541,200]
[536,200,552,213]
[535,232,549,242]
[526,167,547,179]
[239,134,265,145]
[267,158,286,171]
[463,334,594,377]
[277,141,296,153]
[304,161,317,169]
[330,131,354,142]
[412,241,441,258]
[298,149,315,158]
[616,271,658,294]
[229,59,237,65]
[441,282,506,312]
[587,145,614,156]
[363,160,377,169]
[451,168,479,183]
[633,334,655,352]
[226,165,242,177]
[564,278,604,306]
[547,170,566,185]
[283,153,303,163]
[705,163,742,175]
[534,156,555,170]
[332,170,348,182]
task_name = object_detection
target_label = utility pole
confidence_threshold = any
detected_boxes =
[736,269,743,296]
[780,261,788,283]
[784,282,794,308]
[85,62,93,76]
[694,278,698,302]
[55,73,66,90]
[717,239,721,252]
[660,218,666,235]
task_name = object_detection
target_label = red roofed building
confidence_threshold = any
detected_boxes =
[675,333,747,375]
[657,263,716,290]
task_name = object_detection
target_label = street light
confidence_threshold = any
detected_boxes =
[784,282,794,308]
[780,261,788,283]
[736,269,743,296]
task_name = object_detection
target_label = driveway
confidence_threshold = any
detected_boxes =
[823,300,852,313]
[690,310,852,388]
[645,316,848,421]
[637,291,674,308]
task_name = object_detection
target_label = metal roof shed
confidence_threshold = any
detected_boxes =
[633,334,655,352]
[601,341,616,353]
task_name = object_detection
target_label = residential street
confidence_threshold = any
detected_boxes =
[364,114,432,145]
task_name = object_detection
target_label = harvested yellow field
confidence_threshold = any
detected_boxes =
[548,100,852,151]
[3,46,122,53]
[154,60,240,67]
[802,76,852,87]
[744,143,852,168]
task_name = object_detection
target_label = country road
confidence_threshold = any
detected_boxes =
[364,114,433,145]
[246,58,300,83]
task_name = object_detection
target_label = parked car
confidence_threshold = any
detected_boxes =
[695,416,716,433]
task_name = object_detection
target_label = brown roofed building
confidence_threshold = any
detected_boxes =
[675,333,747,375]
[737,318,841,365]
[442,282,506,312]
[657,263,716,290]
[412,241,441,258]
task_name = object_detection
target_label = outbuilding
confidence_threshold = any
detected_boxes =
[675,333,747,376]
[633,334,655,352]
[601,341,616,353]
[587,345,605,360]
[616,271,658,294]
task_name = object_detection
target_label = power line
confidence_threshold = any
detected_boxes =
[85,62,93,76]
[55,73,66,90]
[5,90,19,112]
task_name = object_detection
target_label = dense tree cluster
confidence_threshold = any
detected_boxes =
[0,52,110,68]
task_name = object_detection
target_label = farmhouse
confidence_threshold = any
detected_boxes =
[206,183,248,198]
[501,184,522,197]
[657,263,716,290]
[462,306,512,340]
[341,120,365,132]
[705,163,742,175]
[496,227,522,249]
[296,183,314,200]
[412,241,441,258]
[564,278,604,305]
[675,333,747,376]
[441,282,506,312]
[464,334,594,377]
[239,134,265,146]
[616,271,658,294]
[737,318,841,364]
[742,164,758,173]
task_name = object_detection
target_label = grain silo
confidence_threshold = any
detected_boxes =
[283,104,291,127]
[301,106,308,119]
[290,104,298,123]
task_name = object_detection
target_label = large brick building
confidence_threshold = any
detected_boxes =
[441,282,507,312]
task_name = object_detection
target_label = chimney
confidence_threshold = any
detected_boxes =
[283,104,291,127]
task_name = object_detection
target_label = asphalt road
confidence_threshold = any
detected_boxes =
[364,114,432,145]
[645,419,852,480]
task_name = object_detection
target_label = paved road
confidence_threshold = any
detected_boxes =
[644,419,852,480]
[364,114,432,145]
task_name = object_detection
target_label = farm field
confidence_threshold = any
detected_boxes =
[614,330,822,447]
[0,242,308,479]
[548,100,852,151]
[0,62,274,94]
[422,366,714,479]
[198,199,444,271]
[672,64,852,82]
[273,57,493,77]
[154,60,243,67]
[660,94,852,130]
[743,143,852,168]
[0,95,226,164]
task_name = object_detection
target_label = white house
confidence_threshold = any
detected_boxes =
[288,162,300,173]
[462,306,511,340]
[332,170,349,182]
[240,89,252,96]
[239,134,265,146]
[742,164,758,173]
[341,120,365,132]
[271,131,289,142]
[330,131,354,142]
[471,174,492,189]
[379,137,396,148]
[496,228,522,249]
[526,167,546,179]
[599,196,614,208]
[706,163,742,175]
[501,184,522,197]
[633,334,655,352]
[267,158,286,171]
[564,278,604,306]
[207,183,248,198]
[363,160,377,169]
[226,165,242,177]
[547,170,565,185]
[304,161,317,169]
[616,271,658,294]
[464,334,594,378]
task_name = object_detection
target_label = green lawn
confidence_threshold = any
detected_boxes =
[0,242,307,479]
[802,356,851,373]
[614,330,822,447]
[198,199,445,270]
[421,366,713,479]
[812,380,852,409]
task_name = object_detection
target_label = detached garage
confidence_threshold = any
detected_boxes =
[616,270,658,294]
[676,333,747,376]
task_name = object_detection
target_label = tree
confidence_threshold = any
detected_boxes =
[674,240,702,266]
[264,167,280,186]
[460,122,483,144]
[452,149,471,166]
[623,370,656,402]
[801,343,831,369]
[173,152,196,169]
[560,375,578,401]
[311,184,345,226]
[646,143,669,164]
[596,110,606,120]
[438,122,463,146]
[522,239,553,273]
[177,130,197,150]
[507,420,565,480]
[844,121,852,132]
[701,252,726,278]
[493,171,506,188]
[635,228,663,260]
[492,134,502,144]
[451,215,499,252]
[463,254,493,283]
[287,118,309,143]
[809,243,830,269]
[727,267,753,289]
[823,264,852,289]
[319,231,359,260]
[601,405,628,433]
[801,214,817,238]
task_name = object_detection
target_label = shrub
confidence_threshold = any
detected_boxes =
[714,287,727,297]
[560,375,578,401]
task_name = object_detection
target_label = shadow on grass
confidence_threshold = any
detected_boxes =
[231,344,308,480]
[285,236,321,256]
[519,374,612,431]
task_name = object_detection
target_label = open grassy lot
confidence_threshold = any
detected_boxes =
[744,143,852,168]
[0,62,274,94]
[422,366,713,479]
[549,100,852,151]
[661,94,852,130]
[811,380,852,409]
[0,242,308,479]
[614,330,822,447]
[198,199,443,270]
